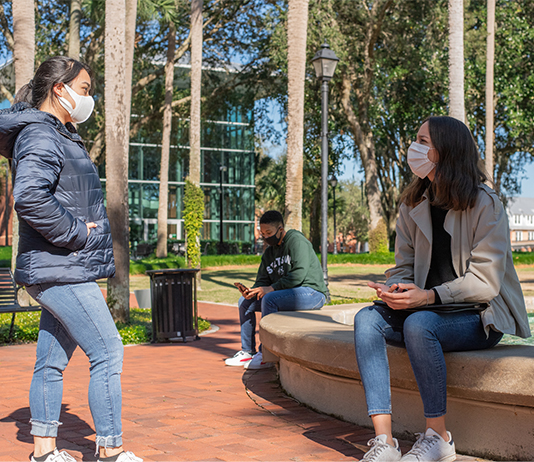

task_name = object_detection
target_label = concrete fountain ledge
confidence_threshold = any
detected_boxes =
[259,304,534,461]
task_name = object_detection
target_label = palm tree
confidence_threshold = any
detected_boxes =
[189,0,203,186]
[284,0,309,231]
[68,0,82,59]
[156,21,177,258]
[12,0,35,272]
[448,0,465,122]
[485,0,495,183]
[124,0,138,115]
[105,0,130,322]
[188,0,203,285]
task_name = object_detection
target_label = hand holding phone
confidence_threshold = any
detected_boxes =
[234,282,249,295]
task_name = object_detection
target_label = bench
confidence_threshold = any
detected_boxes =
[135,243,155,259]
[0,268,41,342]
[259,304,534,461]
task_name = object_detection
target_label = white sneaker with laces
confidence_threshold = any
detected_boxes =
[244,351,272,370]
[361,434,401,462]
[400,428,456,462]
[31,449,77,462]
[224,350,253,366]
[98,451,143,462]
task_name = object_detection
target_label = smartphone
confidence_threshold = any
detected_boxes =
[234,282,249,292]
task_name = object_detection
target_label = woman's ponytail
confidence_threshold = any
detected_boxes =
[13,80,34,105]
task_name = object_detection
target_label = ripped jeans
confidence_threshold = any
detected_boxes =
[26,282,124,451]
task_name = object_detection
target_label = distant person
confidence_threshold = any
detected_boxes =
[0,56,141,462]
[354,116,531,462]
[225,210,328,369]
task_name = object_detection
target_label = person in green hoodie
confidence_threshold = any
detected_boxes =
[225,210,328,370]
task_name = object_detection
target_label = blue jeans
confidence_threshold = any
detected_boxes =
[26,282,124,451]
[239,286,326,353]
[354,305,502,418]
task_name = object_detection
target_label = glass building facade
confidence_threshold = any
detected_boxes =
[99,106,255,248]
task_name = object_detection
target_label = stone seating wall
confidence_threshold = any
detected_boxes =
[259,304,534,461]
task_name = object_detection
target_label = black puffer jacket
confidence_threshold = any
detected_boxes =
[0,103,115,285]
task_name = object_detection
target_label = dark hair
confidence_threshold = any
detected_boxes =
[401,116,488,211]
[14,56,93,108]
[260,210,284,227]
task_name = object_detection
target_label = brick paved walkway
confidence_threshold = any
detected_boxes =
[0,302,485,461]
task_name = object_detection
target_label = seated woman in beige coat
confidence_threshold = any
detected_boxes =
[354,116,531,462]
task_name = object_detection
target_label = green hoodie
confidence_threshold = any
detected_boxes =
[253,229,328,296]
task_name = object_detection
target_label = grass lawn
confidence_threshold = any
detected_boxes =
[125,264,387,306]
[2,244,534,346]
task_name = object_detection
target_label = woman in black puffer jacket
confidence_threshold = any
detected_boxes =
[0,57,140,462]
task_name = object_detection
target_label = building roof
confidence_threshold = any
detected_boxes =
[507,197,534,215]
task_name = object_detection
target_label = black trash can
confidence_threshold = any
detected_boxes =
[146,268,200,343]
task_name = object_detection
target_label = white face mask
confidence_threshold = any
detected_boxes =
[407,142,437,179]
[57,84,95,124]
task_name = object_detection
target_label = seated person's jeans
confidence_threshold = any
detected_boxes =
[239,286,326,353]
[354,305,503,418]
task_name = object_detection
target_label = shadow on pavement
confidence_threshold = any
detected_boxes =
[242,367,366,459]
[0,404,95,458]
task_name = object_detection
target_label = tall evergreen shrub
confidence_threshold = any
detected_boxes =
[183,179,205,269]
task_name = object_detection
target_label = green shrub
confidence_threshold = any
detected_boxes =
[0,311,41,343]
[327,252,395,265]
[198,317,211,332]
[0,246,12,261]
[200,254,261,268]
[369,219,389,254]
[0,308,211,346]
[183,180,205,269]
[129,254,262,274]
[512,252,534,265]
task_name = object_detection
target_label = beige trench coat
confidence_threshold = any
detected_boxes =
[386,184,531,338]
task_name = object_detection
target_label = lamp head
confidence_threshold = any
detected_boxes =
[312,42,340,81]
[329,175,338,188]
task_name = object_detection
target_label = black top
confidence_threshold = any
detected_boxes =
[425,204,458,303]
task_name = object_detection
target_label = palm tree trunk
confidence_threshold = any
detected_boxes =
[485,0,495,183]
[448,0,465,122]
[68,0,82,59]
[124,0,138,116]
[284,0,309,231]
[105,0,130,322]
[189,0,203,186]
[12,0,35,272]
[189,0,203,286]
[157,22,176,258]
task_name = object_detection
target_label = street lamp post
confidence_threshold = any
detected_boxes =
[219,165,227,255]
[329,175,338,255]
[312,42,339,284]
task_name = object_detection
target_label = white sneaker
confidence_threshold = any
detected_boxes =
[401,428,456,462]
[31,449,77,462]
[244,351,272,370]
[361,434,401,461]
[224,350,253,366]
[98,451,143,462]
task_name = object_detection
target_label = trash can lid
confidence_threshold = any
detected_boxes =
[145,268,200,275]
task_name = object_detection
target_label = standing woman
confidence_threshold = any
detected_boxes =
[354,116,530,462]
[0,57,141,462]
